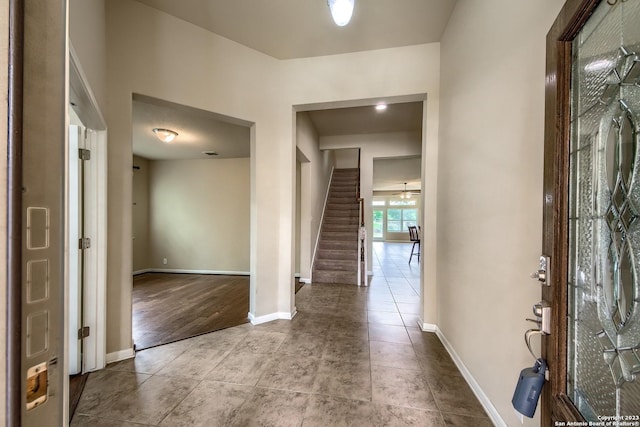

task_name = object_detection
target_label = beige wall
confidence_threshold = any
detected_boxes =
[296,112,335,281]
[334,148,359,169]
[132,156,150,272]
[438,0,564,424]
[0,0,8,420]
[148,158,250,272]
[105,0,440,352]
[373,157,422,190]
[69,0,107,114]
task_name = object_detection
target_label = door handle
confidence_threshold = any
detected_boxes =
[531,301,551,335]
[530,255,551,286]
[524,301,551,360]
[530,269,546,282]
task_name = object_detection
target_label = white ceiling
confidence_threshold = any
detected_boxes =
[132,98,423,160]
[131,1,441,163]
[132,94,250,160]
[133,0,457,59]
[307,102,422,136]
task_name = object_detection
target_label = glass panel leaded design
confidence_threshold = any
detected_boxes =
[568,0,640,420]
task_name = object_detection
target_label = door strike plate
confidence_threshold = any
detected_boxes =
[26,361,48,410]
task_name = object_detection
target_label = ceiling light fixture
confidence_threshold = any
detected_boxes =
[328,0,354,26]
[375,103,387,111]
[152,128,178,143]
[401,182,411,199]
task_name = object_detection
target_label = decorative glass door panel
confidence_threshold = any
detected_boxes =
[568,0,640,419]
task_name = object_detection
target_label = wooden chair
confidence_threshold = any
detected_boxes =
[408,225,420,264]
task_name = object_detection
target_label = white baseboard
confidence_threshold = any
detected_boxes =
[135,268,250,276]
[434,328,507,427]
[106,347,135,364]
[367,271,374,276]
[248,310,297,325]
[299,278,312,284]
[418,320,438,332]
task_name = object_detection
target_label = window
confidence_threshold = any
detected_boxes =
[372,195,421,239]
[387,208,418,232]
[389,200,416,206]
[372,209,384,239]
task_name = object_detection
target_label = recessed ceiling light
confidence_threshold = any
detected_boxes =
[152,128,178,143]
[375,103,387,111]
[202,151,219,156]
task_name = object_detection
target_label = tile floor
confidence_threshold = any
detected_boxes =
[72,242,492,426]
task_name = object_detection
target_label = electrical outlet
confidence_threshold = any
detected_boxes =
[162,258,168,265]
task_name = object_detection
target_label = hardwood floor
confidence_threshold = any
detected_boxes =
[132,273,250,350]
[69,373,89,421]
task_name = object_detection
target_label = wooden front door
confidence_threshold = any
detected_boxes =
[543,0,640,424]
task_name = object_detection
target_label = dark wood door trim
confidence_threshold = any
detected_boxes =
[542,0,602,424]
[7,0,24,425]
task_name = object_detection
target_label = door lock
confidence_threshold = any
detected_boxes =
[530,255,551,286]
[526,301,551,335]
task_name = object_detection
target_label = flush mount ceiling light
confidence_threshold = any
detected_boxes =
[328,0,354,26]
[375,103,387,111]
[152,128,178,143]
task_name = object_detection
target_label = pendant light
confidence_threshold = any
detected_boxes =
[328,0,354,26]
[401,182,411,199]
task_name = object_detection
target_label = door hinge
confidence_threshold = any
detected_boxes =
[79,237,91,250]
[78,326,90,339]
[79,148,91,161]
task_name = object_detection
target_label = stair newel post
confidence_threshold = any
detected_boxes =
[358,197,367,287]
[357,149,367,286]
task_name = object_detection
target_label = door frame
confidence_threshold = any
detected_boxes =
[542,0,602,423]
[68,44,108,375]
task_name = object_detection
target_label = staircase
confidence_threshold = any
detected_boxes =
[313,168,360,285]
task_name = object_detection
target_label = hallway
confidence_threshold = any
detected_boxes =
[71,243,491,426]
